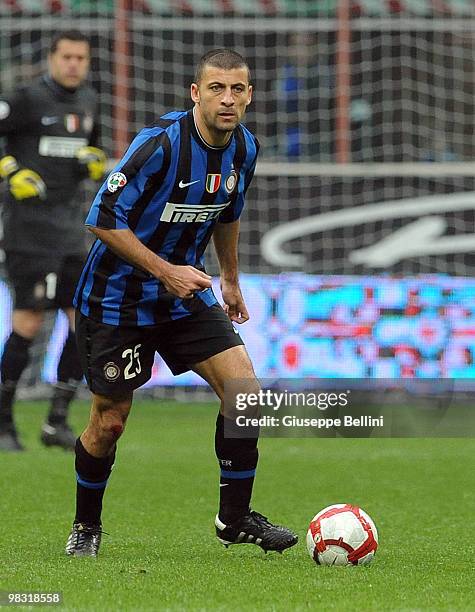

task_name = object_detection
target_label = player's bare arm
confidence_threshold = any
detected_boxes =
[88,226,212,299]
[213,220,249,324]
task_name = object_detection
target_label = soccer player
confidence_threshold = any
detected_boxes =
[0,30,106,451]
[65,49,297,557]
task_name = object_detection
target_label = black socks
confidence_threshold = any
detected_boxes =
[47,383,77,426]
[0,329,82,429]
[57,330,83,383]
[47,331,83,426]
[215,412,259,524]
[0,332,32,428]
[75,438,116,525]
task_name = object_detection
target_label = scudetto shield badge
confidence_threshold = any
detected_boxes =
[206,173,221,193]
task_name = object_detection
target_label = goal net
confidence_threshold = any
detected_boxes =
[2,2,474,162]
[1,1,475,390]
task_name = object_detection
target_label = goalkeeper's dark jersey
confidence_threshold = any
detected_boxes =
[0,75,99,255]
[75,109,259,326]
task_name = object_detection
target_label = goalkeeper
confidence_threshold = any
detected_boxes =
[0,30,106,452]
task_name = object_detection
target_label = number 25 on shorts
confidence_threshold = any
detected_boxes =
[122,344,142,380]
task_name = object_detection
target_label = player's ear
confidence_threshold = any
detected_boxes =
[191,83,200,104]
[246,85,253,106]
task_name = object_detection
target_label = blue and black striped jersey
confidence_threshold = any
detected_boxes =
[74,109,259,326]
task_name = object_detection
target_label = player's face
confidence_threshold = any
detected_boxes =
[48,40,90,89]
[191,66,252,146]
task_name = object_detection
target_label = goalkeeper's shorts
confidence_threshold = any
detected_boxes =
[4,252,85,310]
[75,304,244,397]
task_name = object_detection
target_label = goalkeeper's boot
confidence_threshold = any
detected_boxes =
[215,510,298,553]
[0,426,24,452]
[40,422,76,451]
[65,522,103,557]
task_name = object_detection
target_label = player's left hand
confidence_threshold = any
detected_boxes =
[76,146,107,181]
[221,280,249,324]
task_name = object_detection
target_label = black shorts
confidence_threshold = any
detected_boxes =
[76,304,245,397]
[4,251,85,310]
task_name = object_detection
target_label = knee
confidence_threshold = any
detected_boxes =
[217,365,259,404]
[103,413,125,441]
[90,395,131,444]
[12,311,44,339]
[218,373,260,410]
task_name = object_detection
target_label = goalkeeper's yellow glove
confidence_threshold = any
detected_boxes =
[76,146,107,181]
[0,155,46,201]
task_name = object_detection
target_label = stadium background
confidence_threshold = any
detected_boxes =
[1,0,475,390]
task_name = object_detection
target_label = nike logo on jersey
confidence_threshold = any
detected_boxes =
[219,483,229,488]
[179,179,200,188]
[41,116,59,126]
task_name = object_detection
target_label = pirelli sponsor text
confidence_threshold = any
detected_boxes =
[160,201,230,223]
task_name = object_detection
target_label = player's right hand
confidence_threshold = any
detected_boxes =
[0,155,46,201]
[159,264,212,299]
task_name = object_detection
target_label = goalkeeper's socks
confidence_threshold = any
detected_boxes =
[47,330,83,426]
[75,438,116,525]
[215,412,259,524]
[57,330,83,384]
[0,332,33,428]
[47,383,78,426]
[0,382,16,429]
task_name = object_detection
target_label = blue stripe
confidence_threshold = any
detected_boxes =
[137,282,157,325]
[80,241,107,318]
[185,218,213,266]
[74,239,102,310]
[76,473,109,489]
[220,469,256,479]
[133,126,179,239]
[197,288,217,308]
[159,222,188,260]
[187,136,207,202]
[101,261,132,326]
[170,299,192,320]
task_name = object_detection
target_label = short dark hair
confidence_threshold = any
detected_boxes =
[194,49,250,84]
[50,30,90,54]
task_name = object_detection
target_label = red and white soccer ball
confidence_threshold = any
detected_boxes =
[306,504,378,566]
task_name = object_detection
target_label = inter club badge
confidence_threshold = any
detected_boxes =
[225,170,238,193]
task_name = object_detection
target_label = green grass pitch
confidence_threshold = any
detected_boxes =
[0,400,474,611]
